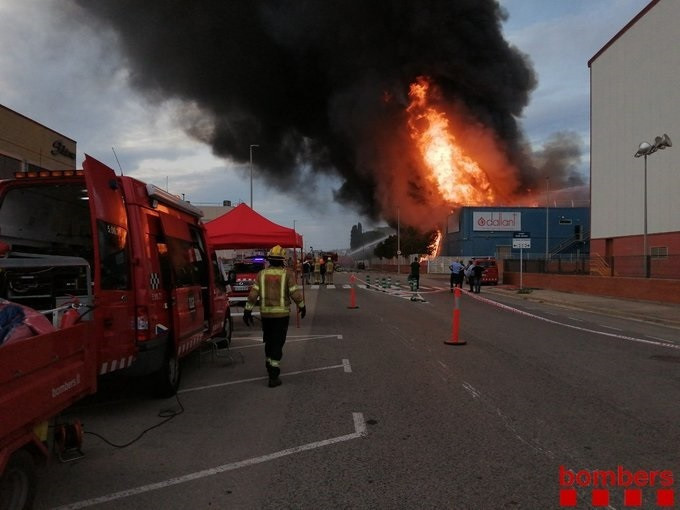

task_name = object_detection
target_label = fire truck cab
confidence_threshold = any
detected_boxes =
[0,155,232,397]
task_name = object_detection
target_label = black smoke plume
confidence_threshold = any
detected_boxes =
[71,0,584,228]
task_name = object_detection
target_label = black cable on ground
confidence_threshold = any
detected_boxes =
[83,392,185,449]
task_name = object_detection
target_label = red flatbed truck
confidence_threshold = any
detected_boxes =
[0,256,97,510]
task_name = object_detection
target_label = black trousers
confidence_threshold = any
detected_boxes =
[262,316,290,378]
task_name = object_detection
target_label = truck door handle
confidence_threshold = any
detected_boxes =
[120,295,128,302]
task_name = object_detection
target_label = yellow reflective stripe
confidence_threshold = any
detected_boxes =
[279,271,287,308]
[269,359,280,367]
[258,268,290,314]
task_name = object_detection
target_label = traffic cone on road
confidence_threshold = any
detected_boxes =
[347,274,359,309]
[444,287,466,345]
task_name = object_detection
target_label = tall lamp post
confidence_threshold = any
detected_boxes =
[545,177,550,263]
[397,207,401,275]
[249,144,259,209]
[634,133,672,278]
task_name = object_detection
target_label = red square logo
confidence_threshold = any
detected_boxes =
[657,489,675,507]
[559,489,577,507]
[592,489,610,507]
[623,489,642,507]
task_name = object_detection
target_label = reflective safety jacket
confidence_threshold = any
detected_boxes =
[245,267,305,318]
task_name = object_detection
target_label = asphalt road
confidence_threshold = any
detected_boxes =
[36,272,680,509]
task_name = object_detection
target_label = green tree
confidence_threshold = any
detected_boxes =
[373,235,397,259]
[374,227,438,258]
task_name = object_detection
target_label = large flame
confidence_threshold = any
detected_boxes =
[407,77,499,206]
[429,230,442,257]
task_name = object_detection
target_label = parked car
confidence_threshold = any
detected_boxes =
[226,256,266,307]
[470,257,499,285]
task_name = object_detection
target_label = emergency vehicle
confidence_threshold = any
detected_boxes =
[224,255,265,309]
[0,155,232,395]
[0,154,232,507]
[470,257,499,285]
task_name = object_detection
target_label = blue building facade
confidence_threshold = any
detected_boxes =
[444,206,590,258]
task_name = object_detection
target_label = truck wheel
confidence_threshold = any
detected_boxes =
[0,450,36,510]
[215,311,233,349]
[154,349,181,398]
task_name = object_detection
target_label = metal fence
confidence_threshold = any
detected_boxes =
[503,254,680,279]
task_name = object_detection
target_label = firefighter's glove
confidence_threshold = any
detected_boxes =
[299,306,306,319]
[243,309,254,327]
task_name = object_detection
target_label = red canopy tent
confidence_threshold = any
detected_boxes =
[205,203,303,249]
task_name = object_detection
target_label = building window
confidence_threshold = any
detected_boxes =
[650,246,668,259]
[0,153,21,175]
[26,162,45,173]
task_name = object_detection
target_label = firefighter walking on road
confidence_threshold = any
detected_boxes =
[243,245,306,387]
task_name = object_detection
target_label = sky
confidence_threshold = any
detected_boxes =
[0,0,649,252]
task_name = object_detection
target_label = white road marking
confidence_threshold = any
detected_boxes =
[599,324,622,331]
[229,334,343,349]
[647,335,675,343]
[179,361,349,394]
[437,360,448,369]
[52,413,367,510]
[568,317,583,322]
[342,359,352,373]
[462,381,553,457]
[469,293,680,351]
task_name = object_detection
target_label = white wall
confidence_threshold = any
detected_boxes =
[590,0,680,239]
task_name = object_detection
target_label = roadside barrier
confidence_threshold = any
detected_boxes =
[366,275,371,289]
[444,287,466,345]
[408,276,425,302]
[347,274,359,309]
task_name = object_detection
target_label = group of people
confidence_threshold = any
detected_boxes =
[449,259,485,294]
[301,257,334,285]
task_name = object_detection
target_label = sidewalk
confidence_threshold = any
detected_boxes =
[420,274,680,329]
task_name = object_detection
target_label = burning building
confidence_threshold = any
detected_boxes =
[69,0,586,236]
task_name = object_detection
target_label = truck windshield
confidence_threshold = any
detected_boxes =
[0,183,92,260]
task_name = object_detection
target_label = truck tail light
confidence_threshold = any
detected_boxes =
[136,306,150,341]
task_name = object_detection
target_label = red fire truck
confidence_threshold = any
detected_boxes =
[0,154,233,507]
[0,154,232,393]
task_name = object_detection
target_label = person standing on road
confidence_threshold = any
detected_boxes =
[410,257,420,290]
[313,257,321,284]
[325,257,334,285]
[319,257,326,284]
[302,258,311,285]
[470,262,484,293]
[449,260,464,291]
[466,260,475,292]
[458,260,466,289]
[243,245,306,388]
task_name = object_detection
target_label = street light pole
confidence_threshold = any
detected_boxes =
[249,144,259,209]
[545,177,550,263]
[397,207,401,275]
[643,153,648,278]
[634,133,672,278]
